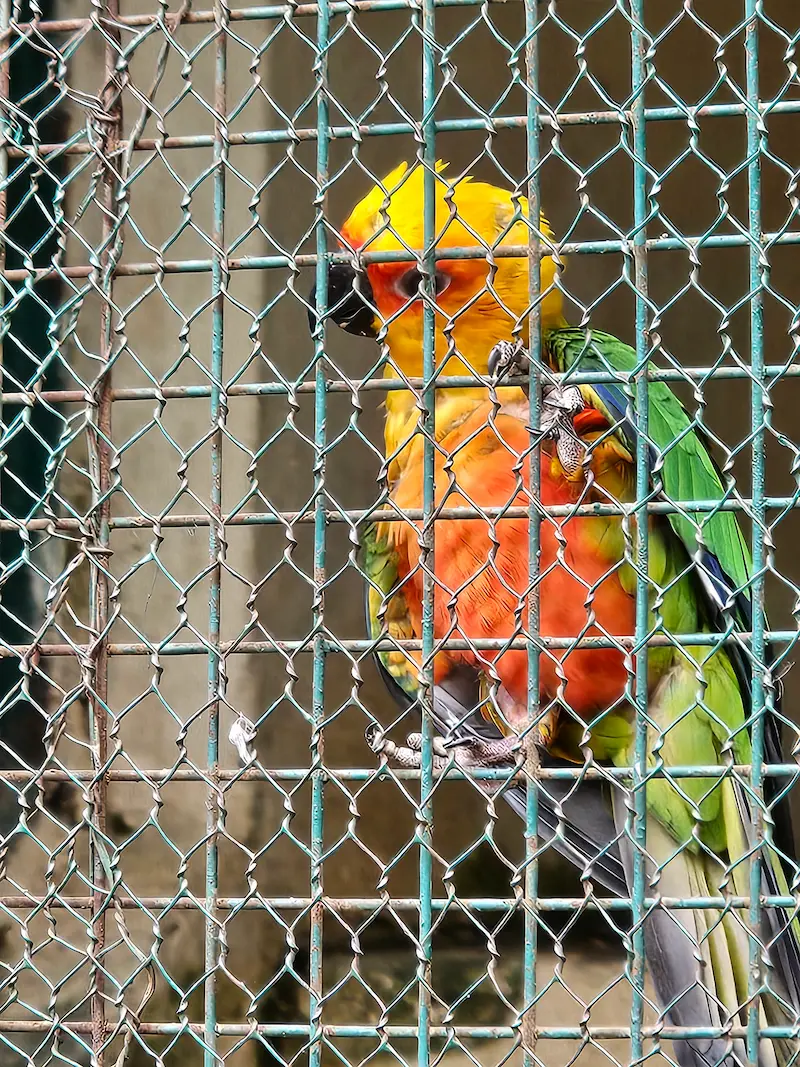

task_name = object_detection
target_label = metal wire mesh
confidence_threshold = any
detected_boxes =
[0,2,799,1067]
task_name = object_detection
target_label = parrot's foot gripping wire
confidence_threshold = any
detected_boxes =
[488,341,587,478]
[365,723,534,782]
[487,339,528,383]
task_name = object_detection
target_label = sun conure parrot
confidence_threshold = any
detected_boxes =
[308,161,800,1067]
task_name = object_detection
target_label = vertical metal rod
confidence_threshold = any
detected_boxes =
[0,0,8,263]
[628,2,650,1064]
[418,0,438,1062]
[0,0,10,454]
[89,0,122,1061]
[204,0,228,1060]
[744,3,766,1064]
[522,3,541,1062]
[309,0,330,1058]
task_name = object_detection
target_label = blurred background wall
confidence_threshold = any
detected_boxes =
[0,1,797,1065]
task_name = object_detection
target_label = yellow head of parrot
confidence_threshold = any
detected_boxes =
[316,161,566,377]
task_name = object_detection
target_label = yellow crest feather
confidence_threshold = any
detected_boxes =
[340,160,555,252]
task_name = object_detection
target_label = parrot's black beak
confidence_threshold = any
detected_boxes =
[307,262,378,339]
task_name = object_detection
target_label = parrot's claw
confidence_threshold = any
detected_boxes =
[404,732,450,759]
[367,723,541,778]
[541,381,585,420]
[366,723,449,768]
[540,380,588,479]
[488,340,527,383]
[487,342,588,477]
[365,722,388,754]
[452,735,523,768]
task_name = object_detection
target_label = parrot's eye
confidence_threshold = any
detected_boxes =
[396,267,451,300]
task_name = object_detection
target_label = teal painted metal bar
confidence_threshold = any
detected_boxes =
[203,0,228,1060]
[522,3,541,1061]
[1,626,800,657]
[628,0,651,1060]
[4,229,800,290]
[6,890,800,911]
[745,4,767,1064]
[417,0,438,1060]
[4,359,800,410]
[12,96,800,160]
[4,493,800,532]
[309,0,331,1059]
[1,490,800,530]
[1,761,799,784]
[8,225,799,283]
[5,1021,800,1040]
[7,224,800,278]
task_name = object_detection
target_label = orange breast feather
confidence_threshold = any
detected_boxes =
[386,401,635,723]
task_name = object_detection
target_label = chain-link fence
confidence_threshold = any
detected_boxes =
[0,2,799,1067]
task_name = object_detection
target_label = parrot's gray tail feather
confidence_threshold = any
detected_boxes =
[644,906,748,1067]
[760,880,800,1015]
[429,676,629,897]
[500,781,627,896]
[610,787,753,1067]
[731,778,800,1025]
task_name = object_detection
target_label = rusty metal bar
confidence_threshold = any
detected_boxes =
[3,0,511,34]
[0,627,797,659]
[0,493,799,535]
[85,0,122,1057]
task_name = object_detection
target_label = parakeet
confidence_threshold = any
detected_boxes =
[309,161,800,1067]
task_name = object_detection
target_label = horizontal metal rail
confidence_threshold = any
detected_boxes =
[0,894,798,912]
[5,361,800,409]
[0,1021,795,1040]
[5,0,517,32]
[10,97,800,160]
[5,227,800,284]
[2,630,798,659]
[1,764,796,783]
[3,497,799,536]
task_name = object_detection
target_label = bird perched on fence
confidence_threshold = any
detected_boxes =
[308,160,800,1067]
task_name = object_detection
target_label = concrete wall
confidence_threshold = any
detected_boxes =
[3,3,294,1061]
[1,1,798,1065]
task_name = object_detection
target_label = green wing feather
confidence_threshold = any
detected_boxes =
[545,328,800,1034]
[544,327,751,599]
[360,521,419,704]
